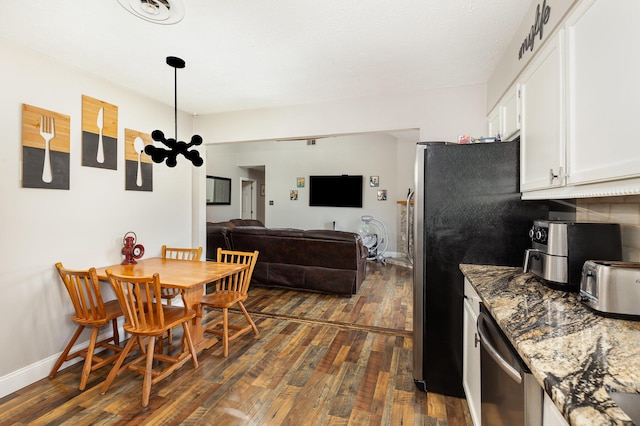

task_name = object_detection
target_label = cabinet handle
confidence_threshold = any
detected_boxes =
[549,166,566,184]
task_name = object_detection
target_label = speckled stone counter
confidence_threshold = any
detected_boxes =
[460,264,640,426]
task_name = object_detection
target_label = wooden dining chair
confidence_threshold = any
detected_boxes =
[160,245,202,344]
[50,262,124,391]
[200,248,259,357]
[101,270,199,407]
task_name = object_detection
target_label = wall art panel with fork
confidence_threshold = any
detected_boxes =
[82,95,118,170]
[21,104,71,189]
[125,128,153,191]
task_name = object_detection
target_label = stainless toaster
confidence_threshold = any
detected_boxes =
[580,260,640,319]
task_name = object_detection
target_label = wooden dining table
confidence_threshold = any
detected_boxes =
[95,257,249,352]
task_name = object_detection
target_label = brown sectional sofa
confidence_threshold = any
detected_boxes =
[206,219,367,296]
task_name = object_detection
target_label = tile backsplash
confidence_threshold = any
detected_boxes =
[575,195,640,262]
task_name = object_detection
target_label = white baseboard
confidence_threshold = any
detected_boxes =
[0,326,125,399]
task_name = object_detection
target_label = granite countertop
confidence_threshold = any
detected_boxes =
[460,264,640,426]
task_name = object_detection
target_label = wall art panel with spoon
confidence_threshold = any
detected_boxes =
[125,128,153,191]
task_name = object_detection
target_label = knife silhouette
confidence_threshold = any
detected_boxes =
[96,107,104,163]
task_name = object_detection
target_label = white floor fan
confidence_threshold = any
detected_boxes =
[358,215,389,264]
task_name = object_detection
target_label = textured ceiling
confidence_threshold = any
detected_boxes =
[0,0,533,114]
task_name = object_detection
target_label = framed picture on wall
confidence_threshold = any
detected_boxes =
[21,104,71,190]
[82,95,118,170]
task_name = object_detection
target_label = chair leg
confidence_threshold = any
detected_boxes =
[101,337,136,395]
[49,325,84,378]
[222,308,229,357]
[142,336,156,408]
[111,318,120,346]
[166,299,173,344]
[78,327,100,391]
[238,302,259,335]
[182,322,199,369]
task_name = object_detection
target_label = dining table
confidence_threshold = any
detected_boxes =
[95,257,249,352]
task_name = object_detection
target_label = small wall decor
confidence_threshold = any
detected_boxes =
[125,129,153,191]
[21,104,71,189]
[290,190,298,200]
[297,177,305,188]
[369,176,379,187]
[82,95,118,170]
[377,189,387,201]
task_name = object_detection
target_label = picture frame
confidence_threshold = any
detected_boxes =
[206,175,232,205]
[369,176,379,187]
[377,189,387,201]
[290,190,298,200]
[297,177,305,188]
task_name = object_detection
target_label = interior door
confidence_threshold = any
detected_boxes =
[241,180,255,219]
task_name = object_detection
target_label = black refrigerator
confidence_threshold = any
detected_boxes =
[412,140,548,397]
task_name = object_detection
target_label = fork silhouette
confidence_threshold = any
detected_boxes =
[40,115,55,183]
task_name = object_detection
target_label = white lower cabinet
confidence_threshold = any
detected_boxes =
[462,279,481,426]
[543,391,569,426]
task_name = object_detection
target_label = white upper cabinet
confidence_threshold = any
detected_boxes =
[520,30,566,192]
[515,0,640,199]
[488,106,501,140]
[565,0,640,186]
[501,85,521,140]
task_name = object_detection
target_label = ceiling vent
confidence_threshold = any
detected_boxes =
[116,0,185,25]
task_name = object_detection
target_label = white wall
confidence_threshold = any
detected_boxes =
[0,38,199,396]
[195,84,487,144]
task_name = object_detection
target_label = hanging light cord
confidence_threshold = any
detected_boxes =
[173,64,178,141]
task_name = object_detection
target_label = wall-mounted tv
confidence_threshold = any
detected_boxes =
[309,175,363,208]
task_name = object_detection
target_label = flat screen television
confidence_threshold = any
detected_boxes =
[309,175,363,208]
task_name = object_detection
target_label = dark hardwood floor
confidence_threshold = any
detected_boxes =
[0,262,472,425]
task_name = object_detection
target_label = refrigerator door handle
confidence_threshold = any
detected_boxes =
[477,312,522,384]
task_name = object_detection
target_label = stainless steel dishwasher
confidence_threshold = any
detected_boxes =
[477,304,542,426]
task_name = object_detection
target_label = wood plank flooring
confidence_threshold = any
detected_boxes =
[0,262,472,426]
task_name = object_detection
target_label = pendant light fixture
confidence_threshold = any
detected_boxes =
[144,56,204,167]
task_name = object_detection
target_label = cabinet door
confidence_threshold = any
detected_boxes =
[543,391,569,426]
[565,0,640,185]
[463,280,481,426]
[488,106,501,139]
[520,30,566,192]
[501,84,520,140]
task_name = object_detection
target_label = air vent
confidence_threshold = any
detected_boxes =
[116,0,185,25]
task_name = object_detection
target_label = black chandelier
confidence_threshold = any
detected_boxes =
[144,56,204,167]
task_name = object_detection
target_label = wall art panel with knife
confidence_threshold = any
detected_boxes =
[81,95,118,170]
[21,103,70,189]
[125,128,153,191]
